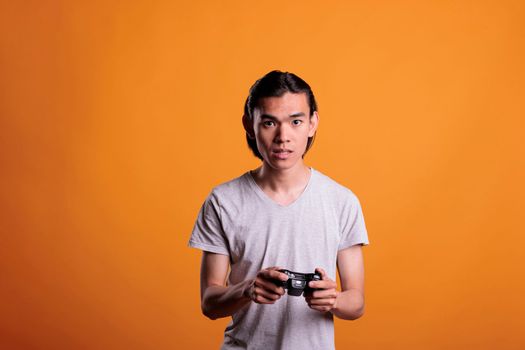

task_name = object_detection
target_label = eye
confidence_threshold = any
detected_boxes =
[292,119,302,126]
[263,120,275,127]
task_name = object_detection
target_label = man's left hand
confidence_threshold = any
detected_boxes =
[304,267,339,312]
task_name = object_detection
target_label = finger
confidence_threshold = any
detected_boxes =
[252,285,282,303]
[305,296,333,309]
[306,296,337,306]
[309,278,336,289]
[260,268,288,282]
[263,266,284,275]
[253,294,278,304]
[249,282,277,303]
[255,278,286,295]
[265,266,283,271]
[248,278,283,303]
[308,304,333,312]
[305,290,338,304]
[309,288,338,300]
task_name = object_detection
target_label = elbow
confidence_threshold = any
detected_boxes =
[339,291,365,320]
[203,311,219,320]
[336,303,365,321]
[347,304,365,320]
[201,302,219,320]
[347,307,365,320]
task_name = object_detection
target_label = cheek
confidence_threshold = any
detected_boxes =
[256,130,274,142]
[254,134,271,151]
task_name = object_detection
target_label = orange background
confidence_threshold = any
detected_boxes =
[1,1,524,349]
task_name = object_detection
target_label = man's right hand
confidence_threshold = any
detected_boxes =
[201,253,290,319]
[245,267,289,304]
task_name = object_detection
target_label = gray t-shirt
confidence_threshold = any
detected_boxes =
[189,167,369,350]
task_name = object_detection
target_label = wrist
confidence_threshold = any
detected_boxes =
[331,290,341,313]
[242,279,255,301]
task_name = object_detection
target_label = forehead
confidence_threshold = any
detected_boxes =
[254,92,309,117]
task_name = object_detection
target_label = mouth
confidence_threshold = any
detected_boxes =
[271,149,293,159]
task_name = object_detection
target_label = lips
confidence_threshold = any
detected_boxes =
[271,149,293,160]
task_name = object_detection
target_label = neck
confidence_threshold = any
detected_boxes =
[252,161,311,194]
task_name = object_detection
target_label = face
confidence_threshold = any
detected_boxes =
[246,92,319,171]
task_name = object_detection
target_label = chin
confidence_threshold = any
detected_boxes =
[265,160,303,171]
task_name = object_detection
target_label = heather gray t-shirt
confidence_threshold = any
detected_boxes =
[189,167,369,350]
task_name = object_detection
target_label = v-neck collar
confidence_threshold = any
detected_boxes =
[246,167,316,209]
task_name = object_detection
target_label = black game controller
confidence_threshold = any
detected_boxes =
[276,269,322,296]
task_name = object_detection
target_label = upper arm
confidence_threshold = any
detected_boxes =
[200,251,230,299]
[337,244,365,293]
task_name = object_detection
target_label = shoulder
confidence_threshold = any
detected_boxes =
[209,171,251,199]
[199,171,257,226]
[203,171,255,217]
[313,168,361,204]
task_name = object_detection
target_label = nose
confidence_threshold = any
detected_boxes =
[274,124,291,143]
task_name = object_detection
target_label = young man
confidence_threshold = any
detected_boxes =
[189,71,369,349]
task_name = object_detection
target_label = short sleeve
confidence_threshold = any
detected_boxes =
[338,193,369,250]
[188,191,230,256]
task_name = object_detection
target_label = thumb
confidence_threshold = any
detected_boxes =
[315,267,327,279]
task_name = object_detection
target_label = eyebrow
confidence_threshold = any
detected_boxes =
[260,112,306,120]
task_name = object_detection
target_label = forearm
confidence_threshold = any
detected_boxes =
[201,279,253,320]
[330,288,365,320]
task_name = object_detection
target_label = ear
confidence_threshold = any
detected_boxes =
[242,114,256,139]
[308,111,319,137]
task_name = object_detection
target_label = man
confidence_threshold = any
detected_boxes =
[189,70,369,349]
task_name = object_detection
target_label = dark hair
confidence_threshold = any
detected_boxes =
[243,70,318,160]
